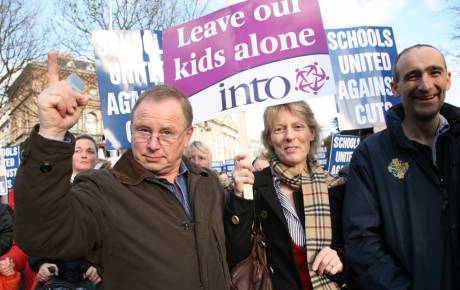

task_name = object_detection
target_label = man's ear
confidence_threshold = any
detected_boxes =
[446,71,452,91]
[391,79,401,98]
[183,127,194,148]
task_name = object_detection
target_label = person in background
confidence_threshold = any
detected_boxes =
[0,204,13,258]
[0,203,37,290]
[226,101,348,290]
[0,204,16,290]
[71,135,100,181]
[343,44,460,290]
[184,140,212,169]
[31,135,102,289]
[14,52,230,290]
[0,257,20,290]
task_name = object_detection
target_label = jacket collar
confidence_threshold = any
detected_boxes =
[386,103,460,148]
[111,149,209,185]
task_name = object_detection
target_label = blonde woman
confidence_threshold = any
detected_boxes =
[226,101,349,290]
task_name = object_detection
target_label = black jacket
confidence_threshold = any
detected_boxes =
[225,167,348,290]
[0,204,14,256]
[343,103,460,290]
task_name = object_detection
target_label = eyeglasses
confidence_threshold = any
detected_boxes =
[271,123,308,135]
[132,128,188,145]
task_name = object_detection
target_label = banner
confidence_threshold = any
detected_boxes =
[92,30,163,149]
[0,146,20,191]
[164,0,336,123]
[326,26,399,130]
[328,134,360,174]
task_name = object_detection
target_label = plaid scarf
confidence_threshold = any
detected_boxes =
[270,156,342,290]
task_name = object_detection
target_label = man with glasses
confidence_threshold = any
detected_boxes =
[14,52,231,290]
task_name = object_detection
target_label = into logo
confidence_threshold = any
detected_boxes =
[295,62,330,95]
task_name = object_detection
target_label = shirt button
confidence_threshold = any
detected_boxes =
[231,215,240,225]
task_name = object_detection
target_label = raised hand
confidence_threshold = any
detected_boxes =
[232,154,254,199]
[38,51,88,140]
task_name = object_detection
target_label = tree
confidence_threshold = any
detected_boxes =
[452,5,460,39]
[0,0,47,107]
[52,0,210,60]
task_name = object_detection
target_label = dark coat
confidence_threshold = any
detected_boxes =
[225,167,348,290]
[14,128,231,290]
[343,103,460,290]
[0,204,13,256]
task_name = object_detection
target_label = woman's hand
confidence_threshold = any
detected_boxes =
[0,257,15,276]
[312,246,343,275]
[84,265,102,285]
[37,263,58,282]
[232,154,254,199]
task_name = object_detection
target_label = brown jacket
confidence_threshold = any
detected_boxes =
[14,128,231,290]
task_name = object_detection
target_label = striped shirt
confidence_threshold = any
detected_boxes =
[273,174,306,247]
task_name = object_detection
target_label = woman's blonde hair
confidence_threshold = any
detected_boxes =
[261,101,320,161]
[184,140,212,168]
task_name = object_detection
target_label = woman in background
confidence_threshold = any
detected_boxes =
[185,140,212,169]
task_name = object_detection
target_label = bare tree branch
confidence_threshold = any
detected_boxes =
[0,0,47,108]
[52,0,210,61]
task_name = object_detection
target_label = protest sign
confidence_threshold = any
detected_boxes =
[326,26,399,130]
[92,30,163,149]
[0,146,20,191]
[315,146,328,169]
[164,0,336,123]
[328,134,360,174]
[212,161,224,172]
[0,156,6,196]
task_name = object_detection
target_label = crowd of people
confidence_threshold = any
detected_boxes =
[1,44,458,290]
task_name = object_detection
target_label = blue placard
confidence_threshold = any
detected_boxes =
[0,146,20,190]
[92,30,163,149]
[326,26,399,130]
[212,166,223,173]
[315,146,328,169]
[328,134,360,175]
[212,161,223,168]
[225,164,234,172]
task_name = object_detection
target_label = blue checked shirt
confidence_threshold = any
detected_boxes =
[155,162,193,220]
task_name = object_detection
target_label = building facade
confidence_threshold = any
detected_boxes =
[0,54,104,149]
